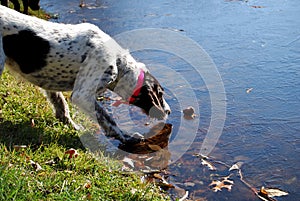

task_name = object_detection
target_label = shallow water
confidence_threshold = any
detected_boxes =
[41,0,299,200]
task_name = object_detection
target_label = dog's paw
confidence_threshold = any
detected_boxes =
[123,132,144,144]
[71,122,84,131]
[64,117,83,130]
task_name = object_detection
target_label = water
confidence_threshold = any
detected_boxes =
[40,0,300,200]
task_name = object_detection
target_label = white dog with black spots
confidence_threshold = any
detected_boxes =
[0,5,170,144]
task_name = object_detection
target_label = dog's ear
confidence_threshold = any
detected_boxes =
[0,35,5,76]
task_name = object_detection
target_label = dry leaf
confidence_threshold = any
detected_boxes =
[65,148,79,159]
[263,187,288,197]
[30,160,43,171]
[246,88,254,93]
[210,180,223,192]
[209,176,234,192]
[201,159,216,170]
[122,157,135,168]
[86,192,92,200]
[258,186,288,200]
[229,162,244,171]
[13,145,27,151]
[153,173,163,180]
[83,180,92,189]
[158,181,175,190]
[31,119,35,127]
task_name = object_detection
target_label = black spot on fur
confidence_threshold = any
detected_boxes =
[81,52,87,63]
[116,58,121,66]
[3,30,50,74]
[104,66,114,76]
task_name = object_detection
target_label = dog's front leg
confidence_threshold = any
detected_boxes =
[71,90,141,144]
[45,91,81,130]
[72,58,142,144]
[94,100,143,144]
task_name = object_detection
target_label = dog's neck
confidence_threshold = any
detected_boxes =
[113,55,147,101]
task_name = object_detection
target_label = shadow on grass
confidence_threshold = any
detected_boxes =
[0,120,84,150]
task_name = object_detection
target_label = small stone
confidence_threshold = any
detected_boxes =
[183,107,196,119]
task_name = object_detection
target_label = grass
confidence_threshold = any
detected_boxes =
[0,5,169,201]
[0,71,168,201]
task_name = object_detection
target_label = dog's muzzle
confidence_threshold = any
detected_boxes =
[149,98,171,120]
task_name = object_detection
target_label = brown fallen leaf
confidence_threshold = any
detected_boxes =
[86,192,92,200]
[83,180,92,189]
[158,178,175,191]
[65,148,79,159]
[153,173,163,180]
[209,176,234,192]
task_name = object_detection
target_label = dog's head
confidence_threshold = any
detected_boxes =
[29,0,40,11]
[129,71,171,120]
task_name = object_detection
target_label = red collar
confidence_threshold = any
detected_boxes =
[128,69,145,104]
[112,69,145,107]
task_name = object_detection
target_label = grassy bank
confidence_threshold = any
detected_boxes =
[0,6,168,200]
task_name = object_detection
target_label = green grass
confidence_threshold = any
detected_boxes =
[0,6,169,200]
[0,71,167,201]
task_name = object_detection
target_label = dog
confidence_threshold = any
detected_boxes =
[0,5,171,144]
[0,0,40,14]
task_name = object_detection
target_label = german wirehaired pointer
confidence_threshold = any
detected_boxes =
[0,6,171,144]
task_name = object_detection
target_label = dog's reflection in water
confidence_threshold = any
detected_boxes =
[119,122,172,170]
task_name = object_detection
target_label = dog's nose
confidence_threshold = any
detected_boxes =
[162,98,171,115]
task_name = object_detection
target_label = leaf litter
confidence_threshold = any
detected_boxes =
[194,154,289,201]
